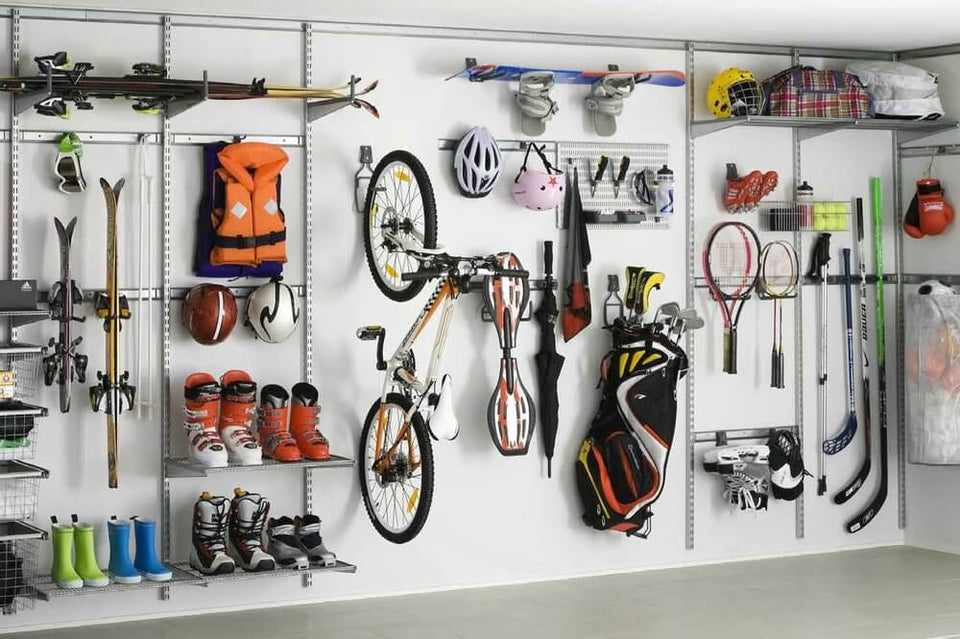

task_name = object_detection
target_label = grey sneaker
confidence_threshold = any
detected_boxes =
[295,514,336,567]
[266,516,307,570]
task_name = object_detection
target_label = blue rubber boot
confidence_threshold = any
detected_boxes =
[133,517,172,582]
[107,517,141,584]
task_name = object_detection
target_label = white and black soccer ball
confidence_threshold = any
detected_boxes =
[917,279,958,296]
[245,279,300,343]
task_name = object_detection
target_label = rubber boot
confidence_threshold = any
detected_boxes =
[257,385,300,462]
[132,518,172,582]
[71,516,109,587]
[184,373,228,468]
[50,519,82,590]
[289,382,329,460]
[189,493,235,576]
[218,370,262,466]
[229,488,275,572]
[107,517,141,584]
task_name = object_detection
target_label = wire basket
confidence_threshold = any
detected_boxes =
[0,402,47,461]
[0,521,44,614]
[0,344,45,400]
[0,460,48,521]
[759,201,851,232]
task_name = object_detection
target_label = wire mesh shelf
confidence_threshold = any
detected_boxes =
[0,520,45,614]
[165,454,354,478]
[0,344,45,400]
[0,460,49,521]
[174,559,356,583]
[759,201,851,232]
[0,403,47,462]
[34,564,203,599]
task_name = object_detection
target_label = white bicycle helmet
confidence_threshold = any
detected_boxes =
[245,278,300,343]
[454,126,502,198]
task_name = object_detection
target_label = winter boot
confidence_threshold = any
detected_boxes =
[49,517,82,590]
[71,516,108,587]
[132,517,172,582]
[228,488,275,572]
[189,493,235,575]
[266,516,308,570]
[295,514,336,567]
[289,382,329,460]
[257,385,301,462]
[219,370,262,466]
[184,373,228,468]
[107,517,141,584]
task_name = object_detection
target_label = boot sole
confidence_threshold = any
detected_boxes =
[239,559,275,572]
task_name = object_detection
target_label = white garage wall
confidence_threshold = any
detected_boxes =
[1,13,913,634]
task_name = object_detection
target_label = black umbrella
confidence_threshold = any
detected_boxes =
[534,240,565,478]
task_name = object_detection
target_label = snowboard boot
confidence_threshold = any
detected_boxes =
[257,385,301,462]
[189,493,235,576]
[228,488,275,572]
[184,373,228,468]
[107,517,141,584]
[132,517,172,582]
[71,516,108,587]
[49,518,82,590]
[289,382,330,460]
[219,370,263,466]
[295,514,336,567]
[266,516,308,570]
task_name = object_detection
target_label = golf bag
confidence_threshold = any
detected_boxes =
[576,320,687,537]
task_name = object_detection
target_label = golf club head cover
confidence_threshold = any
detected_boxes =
[904,178,954,238]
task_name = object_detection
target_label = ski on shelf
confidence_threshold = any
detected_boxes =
[42,217,88,413]
[447,62,686,87]
[0,52,379,118]
[90,179,135,489]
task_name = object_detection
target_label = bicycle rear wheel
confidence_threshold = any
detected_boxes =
[358,393,435,543]
[362,150,438,302]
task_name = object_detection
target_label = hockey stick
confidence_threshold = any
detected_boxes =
[835,199,872,504]
[823,248,858,454]
[846,179,887,532]
[807,232,831,495]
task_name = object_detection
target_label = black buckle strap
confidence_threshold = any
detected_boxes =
[213,230,286,249]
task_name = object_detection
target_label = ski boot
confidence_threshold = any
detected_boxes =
[295,514,336,567]
[257,385,301,462]
[219,370,263,466]
[107,516,141,584]
[289,382,329,460]
[266,517,308,570]
[70,515,108,587]
[228,488,275,572]
[49,517,82,590]
[184,373,228,468]
[190,493,235,576]
[132,518,172,582]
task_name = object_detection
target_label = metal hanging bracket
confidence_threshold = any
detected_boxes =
[165,70,209,118]
[307,75,358,121]
[354,145,374,214]
[14,63,52,115]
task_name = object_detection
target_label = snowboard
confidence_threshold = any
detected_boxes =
[1,52,379,118]
[42,217,88,413]
[447,63,686,87]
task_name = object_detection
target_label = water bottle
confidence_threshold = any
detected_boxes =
[797,180,814,230]
[655,165,674,217]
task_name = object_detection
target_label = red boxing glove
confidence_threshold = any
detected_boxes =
[905,178,954,238]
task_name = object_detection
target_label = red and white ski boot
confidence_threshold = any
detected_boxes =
[228,488,275,572]
[289,382,329,460]
[218,370,262,466]
[189,492,235,575]
[184,373,228,468]
[257,385,301,462]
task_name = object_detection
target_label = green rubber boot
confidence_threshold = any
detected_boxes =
[50,522,82,590]
[72,519,109,587]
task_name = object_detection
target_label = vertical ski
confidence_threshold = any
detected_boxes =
[846,179,887,532]
[90,178,135,488]
[43,217,88,412]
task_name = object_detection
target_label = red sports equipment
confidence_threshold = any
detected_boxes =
[289,382,330,460]
[722,165,778,214]
[256,384,301,462]
[904,178,954,239]
[182,284,238,345]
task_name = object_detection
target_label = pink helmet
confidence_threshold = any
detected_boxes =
[512,143,564,211]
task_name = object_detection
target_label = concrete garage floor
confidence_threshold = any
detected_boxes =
[17,547,960,639]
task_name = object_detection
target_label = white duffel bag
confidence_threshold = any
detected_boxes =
[846,61,944,120]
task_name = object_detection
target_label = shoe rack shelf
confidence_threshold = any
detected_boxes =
[690,114,958,142]
[174,559,357,584]
[33,565,203,600]
[164,455,355,478]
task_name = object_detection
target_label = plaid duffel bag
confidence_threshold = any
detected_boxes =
[763,65,873,118]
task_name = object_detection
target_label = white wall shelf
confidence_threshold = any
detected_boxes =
[164,455,354,479]
[691,115,958,143]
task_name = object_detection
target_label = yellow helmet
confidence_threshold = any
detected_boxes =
[707,68,764,119]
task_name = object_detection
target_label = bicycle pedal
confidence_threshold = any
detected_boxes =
[356,326,383,341]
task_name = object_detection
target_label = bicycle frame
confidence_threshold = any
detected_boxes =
[373,277,461,470]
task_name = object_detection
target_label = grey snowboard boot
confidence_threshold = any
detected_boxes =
[295,514,336,567]
[266,516,307,570]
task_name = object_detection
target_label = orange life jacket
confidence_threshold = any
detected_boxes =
[210,142,288,267]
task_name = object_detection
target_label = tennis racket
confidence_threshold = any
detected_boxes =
[703,221,761,374]
[759,241,799,388]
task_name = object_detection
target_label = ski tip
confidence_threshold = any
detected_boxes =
[114,177,125,194]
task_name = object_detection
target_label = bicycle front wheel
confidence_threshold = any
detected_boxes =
[358,393,435,543]
[362,150,438,302]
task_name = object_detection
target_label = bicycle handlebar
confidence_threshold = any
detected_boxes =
[401,267,529,282]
